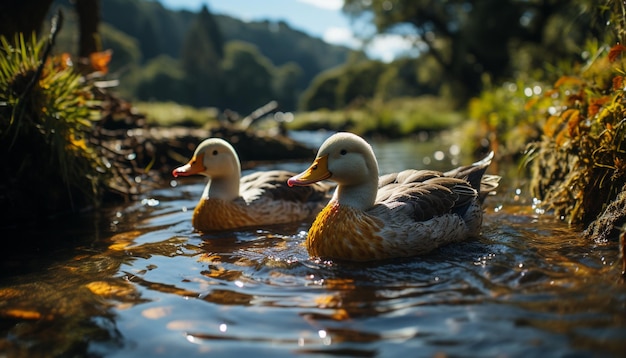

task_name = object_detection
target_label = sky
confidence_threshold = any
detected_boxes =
[157,0,416,62]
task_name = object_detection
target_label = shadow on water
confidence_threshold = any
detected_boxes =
[1,131,625,357]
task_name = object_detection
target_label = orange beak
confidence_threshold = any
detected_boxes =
[172,153,206,177]
[288,155,331,186]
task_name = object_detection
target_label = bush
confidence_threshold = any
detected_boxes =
[526,42,626,226]
[0,32,107,221]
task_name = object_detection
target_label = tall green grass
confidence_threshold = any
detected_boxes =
[287,96,462,137]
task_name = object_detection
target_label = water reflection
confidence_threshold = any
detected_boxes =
[1,132,625,357]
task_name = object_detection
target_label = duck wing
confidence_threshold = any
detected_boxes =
[241,170,332,203]
[373,170,478,221]
[444,151,499,201]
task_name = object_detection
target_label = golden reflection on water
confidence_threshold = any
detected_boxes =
[1,147,625,357]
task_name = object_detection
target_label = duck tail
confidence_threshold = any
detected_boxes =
[445,151,500,202]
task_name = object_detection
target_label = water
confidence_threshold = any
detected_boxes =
[1,131,625,357]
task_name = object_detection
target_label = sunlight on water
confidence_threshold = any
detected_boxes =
[1,132,625,357]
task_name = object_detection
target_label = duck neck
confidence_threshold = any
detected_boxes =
[203,170,241,201]
[334,180,377,211]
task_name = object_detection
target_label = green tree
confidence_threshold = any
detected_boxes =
[299,68,343,111]
[100,23,142,73]
[343,0,592,102]
[221,41,274,114]
[375,58,424,101]
[273,62,304,111]
[133,55,187,103]
[336,60,386,107]
[180,5,224,107]
[136,15,160,61]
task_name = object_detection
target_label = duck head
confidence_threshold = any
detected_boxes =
[172,138,241,200]
[288,132,379,210]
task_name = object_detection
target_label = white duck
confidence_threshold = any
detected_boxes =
[288,132,499,261]
[172,138,332,232]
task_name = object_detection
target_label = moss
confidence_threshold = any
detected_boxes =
[526,46,626,227]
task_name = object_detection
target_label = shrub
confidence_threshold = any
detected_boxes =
[0,30,107,221]
[526,42,626,226]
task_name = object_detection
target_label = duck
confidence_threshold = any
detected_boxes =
[287,132,500,262]
[172,138,332,232]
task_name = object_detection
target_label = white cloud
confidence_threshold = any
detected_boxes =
[365,34,419,62]
[323,26,421,62]
[297,0,344,11]
[323,27,361,48]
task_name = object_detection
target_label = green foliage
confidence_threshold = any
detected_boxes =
[466,77,547,158]
[461,0,626,230]
[100,23,142,72]
[133,101,219,127]
[89,0,352,112]
[221,41,275,114]
[519,0,626,226]
[98,0,192,62]
[376,57,426,100]
[299,68,344,111]
[272,62,304,111]
[180,5,224,108]
[336,60,386,107]
[343,0,596,103]
[217,17,352,91]
[289,96,461,137]
[0,32,107,217]
[526,42,626,225]
[126,55,188,103]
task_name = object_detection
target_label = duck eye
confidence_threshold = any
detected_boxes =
[212,150,218,156]
[340,149,347,155]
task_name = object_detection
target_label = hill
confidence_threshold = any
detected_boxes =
[50,0,356,112]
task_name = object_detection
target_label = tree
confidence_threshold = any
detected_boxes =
[100,23,142,73]
[180,5,224,107]
[273,62,304,111]
[134,55,187,103]
[221,41,275,114]
[0,0,53,39]
[375,58,422,101]
[75,0,100,57]
[336,60,386,107]
[342,0,589,102]
[299,69,343,111]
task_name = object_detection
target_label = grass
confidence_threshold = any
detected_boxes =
[131,96,464,140]
[133,101,220,127]
[286,96,463,137]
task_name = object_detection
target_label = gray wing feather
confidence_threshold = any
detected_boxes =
[241,170,332,203]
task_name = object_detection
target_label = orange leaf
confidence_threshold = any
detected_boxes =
[524,97,538,111]
[609,44,626,63]
[588,96,610,117]
[613,76,624,90]
[544,89,559,97]
[89,49,112,74]
[543,115,561,137]
[566,109,582,137]
[60,52,73,69]
[555,129,568,147]
[2,309,42,320]
[606,122,614,131]
[554,76,583,88]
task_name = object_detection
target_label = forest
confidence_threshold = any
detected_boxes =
[50,0,357,114]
